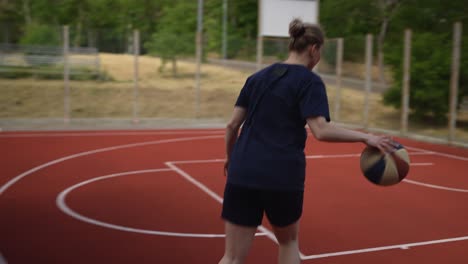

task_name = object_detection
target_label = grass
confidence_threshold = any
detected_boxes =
[0,53,467,142]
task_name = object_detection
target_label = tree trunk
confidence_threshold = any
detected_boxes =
[3,23,10,43]
[377,17,388,87]
[87,30,96,48]
[377,0,401,88]
[22,0,31,25]
[127,24,132,54]
[172,57,177,77]
[158,58,166,73]
[74,6,83,48]
[74,21,82,48]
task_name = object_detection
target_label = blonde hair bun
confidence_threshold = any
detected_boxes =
[289,18,305,38]
[288,18,324,52]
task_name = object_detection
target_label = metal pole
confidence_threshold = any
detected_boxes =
[256,36,263,70]
[63,25,70,123]
[334,38,343,121]
[316,0,320,24]
[256,0,263,70]
[401,29,412,135]
[222,0,228,61]
[133,29,140,123]
[95,52,101,79]
[195,0,203,118]
[448,22,462,142]
[363,34,373,129]
[313,0,320,73]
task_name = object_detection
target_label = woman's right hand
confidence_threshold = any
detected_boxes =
[365,134,398,154]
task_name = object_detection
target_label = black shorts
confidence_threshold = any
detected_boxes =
[221,183,304,227]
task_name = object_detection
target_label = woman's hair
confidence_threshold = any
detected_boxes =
[288,18,324,52]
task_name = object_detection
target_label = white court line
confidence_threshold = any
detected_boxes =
[406,146,468,161]
[411,163,434,166]
[165,160,468,261]
[164,162,306,257]
[403,179,468,193]
[0,253,7,264]
[0,135,224,195]
[167,158,467,260]
[0,135,245,264]
[1,132,466,261]
[166,162,224,204]
[301,236,468,260]
[172,156,468,193]
[306,152,434,159]
[56,168,268,238]
[171,159,227,164]
[0,130,224,138]
[170,152,434,165]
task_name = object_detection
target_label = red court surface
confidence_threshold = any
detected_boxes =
[1,129,467,263]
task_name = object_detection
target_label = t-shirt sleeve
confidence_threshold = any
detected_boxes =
[234,77,251,108]
[299,80,331,121]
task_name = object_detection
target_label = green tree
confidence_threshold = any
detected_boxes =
[322,0,468,122]
[321,0,380,37]
[19,23,60,46]
[145,1,197,76]
[0,0,22,43]
[225,0,257,59]
[383,0,468,122]
[320,0,381,63]
[144,0,253,75]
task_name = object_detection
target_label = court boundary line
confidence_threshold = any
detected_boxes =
[166,159,468,261]
[300,236,468,260]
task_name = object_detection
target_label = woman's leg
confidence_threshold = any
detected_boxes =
[272,221,301,264]
[263,188,303,264]
[219,221,257,264]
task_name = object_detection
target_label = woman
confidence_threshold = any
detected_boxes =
[219,19,396,264]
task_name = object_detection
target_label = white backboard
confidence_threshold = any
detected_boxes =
[260,0,318,38]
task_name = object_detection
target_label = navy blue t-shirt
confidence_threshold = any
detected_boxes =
[227,63,331,191]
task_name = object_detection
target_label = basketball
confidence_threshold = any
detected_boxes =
[360,142,410,186]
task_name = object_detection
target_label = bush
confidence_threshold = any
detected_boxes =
[19,23,61,66]
[19,23,60,46]
[226,34,256,61]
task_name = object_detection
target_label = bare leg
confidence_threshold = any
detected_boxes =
[272,221,301,264]
[218,221,257,264]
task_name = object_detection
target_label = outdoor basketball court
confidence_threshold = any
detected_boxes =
[1,128,467,263]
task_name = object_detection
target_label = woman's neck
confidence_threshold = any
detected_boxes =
[283,52,311,69]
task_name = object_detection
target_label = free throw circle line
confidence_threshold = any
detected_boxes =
[56,168,267,238]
